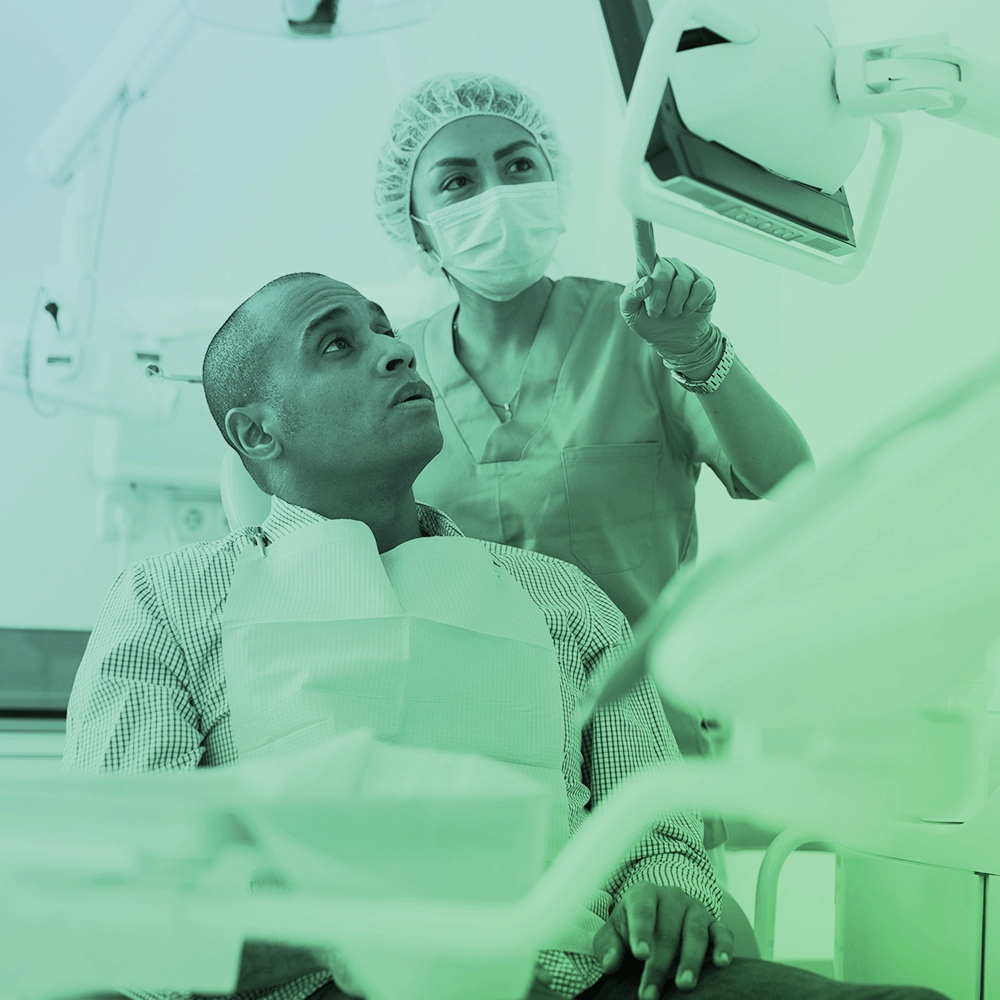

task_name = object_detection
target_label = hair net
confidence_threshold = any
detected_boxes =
[374,73,568,270]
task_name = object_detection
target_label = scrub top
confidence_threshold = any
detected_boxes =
[402,275,759,629]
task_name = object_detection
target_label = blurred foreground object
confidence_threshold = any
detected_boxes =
[3,356,999,998]
[586,350,1000,828]
[0,730,549,1000]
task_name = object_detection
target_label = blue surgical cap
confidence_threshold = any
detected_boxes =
[374,73,567,269]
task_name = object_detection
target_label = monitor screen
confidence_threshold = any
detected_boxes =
[599,0,857,250]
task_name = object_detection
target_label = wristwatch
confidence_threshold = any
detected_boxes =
[667,336,735,394]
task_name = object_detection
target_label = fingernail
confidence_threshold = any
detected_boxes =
[642,987,658,1000]
[718,952,730,965]
[633,941,650,959]
[601,950,614,970]
[677,970,695,988]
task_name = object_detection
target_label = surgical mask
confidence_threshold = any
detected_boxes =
[412,181,565,302]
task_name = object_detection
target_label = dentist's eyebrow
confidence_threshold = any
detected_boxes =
[429,140,538,171]
[493,139,537,160]
[431,155,478,170]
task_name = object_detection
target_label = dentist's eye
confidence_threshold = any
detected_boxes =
[442,175,470,192]
[509,157,536,174]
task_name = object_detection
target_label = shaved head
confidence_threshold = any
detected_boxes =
[203,272,326,489]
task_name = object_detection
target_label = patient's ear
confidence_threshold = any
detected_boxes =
[225,406,282,463]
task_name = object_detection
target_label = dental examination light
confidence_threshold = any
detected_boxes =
[18,0,438,416]
[604,0,1000,283]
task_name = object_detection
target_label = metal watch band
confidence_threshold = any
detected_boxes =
[667,336,735,394]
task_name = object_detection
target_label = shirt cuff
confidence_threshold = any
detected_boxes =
[536,950,604,999]
[121,970,334,1000]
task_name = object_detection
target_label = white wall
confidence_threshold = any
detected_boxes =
[1,0,998,628]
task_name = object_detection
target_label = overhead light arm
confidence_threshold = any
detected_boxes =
[16,0,438,414]
[28,0,194,186]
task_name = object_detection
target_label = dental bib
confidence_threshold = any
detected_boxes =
[222,518,599,953]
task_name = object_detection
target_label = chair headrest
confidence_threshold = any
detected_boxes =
[221,450,273,532]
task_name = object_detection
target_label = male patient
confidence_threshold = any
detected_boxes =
[65,273,943,1000]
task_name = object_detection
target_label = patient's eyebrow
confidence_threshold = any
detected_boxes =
[301,305,350,346]
[368,301,392,328]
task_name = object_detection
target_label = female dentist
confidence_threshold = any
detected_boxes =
[373,73,812,879]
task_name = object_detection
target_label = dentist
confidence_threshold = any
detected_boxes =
[373,73,813,873]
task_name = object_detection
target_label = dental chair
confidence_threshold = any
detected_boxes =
[218,451,761,961]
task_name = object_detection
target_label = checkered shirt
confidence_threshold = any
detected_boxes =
[64,497,722,999]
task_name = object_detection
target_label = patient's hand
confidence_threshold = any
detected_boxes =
[593,883,734,998]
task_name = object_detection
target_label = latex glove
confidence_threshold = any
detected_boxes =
[620,219,720,373]
[593,883,733,998]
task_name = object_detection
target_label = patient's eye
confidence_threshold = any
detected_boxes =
[322,335,351,353]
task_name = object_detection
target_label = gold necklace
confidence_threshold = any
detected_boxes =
[452,307,519,422]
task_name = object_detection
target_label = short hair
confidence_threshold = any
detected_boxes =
[202,272,324,491]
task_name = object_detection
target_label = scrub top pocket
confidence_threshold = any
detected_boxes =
[562,442,660,576]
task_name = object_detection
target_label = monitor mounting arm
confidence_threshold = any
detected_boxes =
[835,34,1000,139]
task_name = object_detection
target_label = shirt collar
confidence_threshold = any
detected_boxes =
[259,495,464,545]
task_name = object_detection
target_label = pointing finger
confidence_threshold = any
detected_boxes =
[645,258,679,317]
[633,217,659,277]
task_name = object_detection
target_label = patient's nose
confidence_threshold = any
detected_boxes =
[380,336,417,371]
